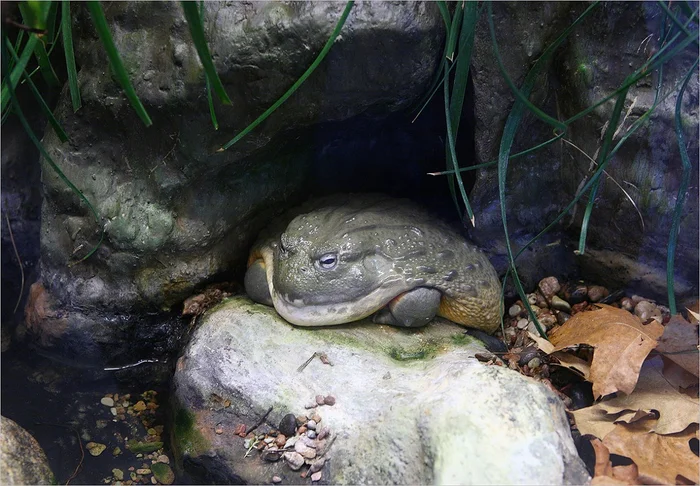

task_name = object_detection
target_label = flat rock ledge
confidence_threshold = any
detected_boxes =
[172,296,589,485]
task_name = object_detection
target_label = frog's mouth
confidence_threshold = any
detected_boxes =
[258,247,408,326]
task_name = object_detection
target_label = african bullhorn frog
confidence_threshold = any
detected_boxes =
[244,194,502,333]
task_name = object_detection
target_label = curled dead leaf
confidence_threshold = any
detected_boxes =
[656,315,699,377]
[549,304,664,398]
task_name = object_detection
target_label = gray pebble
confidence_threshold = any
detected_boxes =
[311,471,323,482]
[306,430,317,439]
[272,476,282,484]
[309,458,326,473]
[305,402,318,410]
[527,357,541,369]
[261,447,281,462]
[538,276,561,298]
[516,318,529,330]
[508,304,522,317]
[306,420,317,430]
[315,395,325,405]
[587,285,609,302]
[317,427,330,440]
[518,346,539,366]
[283,451,305,471]
[550,295,571,313]
[100,397,114,407]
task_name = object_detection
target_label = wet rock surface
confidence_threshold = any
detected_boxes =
[172,296,589,484]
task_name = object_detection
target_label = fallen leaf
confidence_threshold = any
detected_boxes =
[661,355,699,390]
[549,304,664,398]
[603,422,699,485]
[596,356,699,434]
[551,350,591,379]
[528,331,554,353]
[589,438,639,485]
[687,308,700,323]
[656,315,699,377]
[572,407,655,439]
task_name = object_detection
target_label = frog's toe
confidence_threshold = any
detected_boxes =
[372,287,441,328]
[244,259,273,306]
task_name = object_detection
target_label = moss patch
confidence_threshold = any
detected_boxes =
[173,408,210,457]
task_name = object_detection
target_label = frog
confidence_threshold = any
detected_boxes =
[244,194,502,333]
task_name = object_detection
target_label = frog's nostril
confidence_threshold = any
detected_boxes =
[300,267,309,274]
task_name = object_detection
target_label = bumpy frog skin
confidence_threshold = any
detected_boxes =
[245,195,502,333]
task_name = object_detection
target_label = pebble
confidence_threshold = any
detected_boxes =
[297,426,307,434]
[296,415,308,425]
[315,395,325,405]
[311,471,323,482]
[306,430,317,439]
[587,285,609,303]
[323,395,336,406]
[283,451,305,471]
[305,402,318,409]
[527,293,538,305]
[634,300,656,319]
[284,436,299,449]
[309,458,326,473]
[261,447,281,462]
[87,442,107,456]
[156,455,169,464]
[136,468,151,475]
[538,276,561,298]
[215,426,223,434]
[279,413,297,437]
[475,352,495,362]
[516,318,529,330]
[518,346,539,366]
[264,437,274,444]
[151,477,157,485]
[311,414,321,423]
[317,427,330,440]
[556,311,571,325]
[527,321,540,336]
[538,311,558,329]
[620,297,634,311]
[272,476,282,484]
[550,295,571,312]
[111,407,118,416]
[275,434,287,448]
[101,397,115,407]
[527,357,541,369]
[295,441,317,459]
[133,401,147,412]
[113,469,124,481]
[508,304,522,317]
[306,419,317,430]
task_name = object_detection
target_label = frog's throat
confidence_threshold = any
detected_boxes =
[258,247,408,326]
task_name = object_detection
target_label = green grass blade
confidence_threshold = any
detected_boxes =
[20,0,52,30]
[666,58,698,314]
[199,0,218,130]
[86,1,152,126]
[46,1,59,41]
[577,87,629,255]
[220,0,354,151]
[436,1,451,27]
[1,35,103,265]
[657,0,698,44]
[18,2,60,87]
[181,1,231,105]
[1,35,39,113]
[62,0,82,113]
[6,38,68,142]
[444,2,463,62]
[449,1,477,134]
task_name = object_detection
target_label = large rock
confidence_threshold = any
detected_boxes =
[29,1,444,363]
[172,296,589,484]
[0,416,54,485]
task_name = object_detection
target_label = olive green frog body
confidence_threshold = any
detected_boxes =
[245,195,501,333]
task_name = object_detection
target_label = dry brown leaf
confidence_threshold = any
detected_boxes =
[528,331,554,353]
[551,350,591,378]
[687,308,700,323]
[590,438,639,485]
[656,315,699,377]
[661,355,699,389]
[603,422,699,485]
[595,356,699,434]
[572,407,654,439]
[549,304,664,398]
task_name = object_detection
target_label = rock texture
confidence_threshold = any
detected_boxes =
[172,297,590,485]
[0,416,54,485]
[468,2,698,301]
[28,1,444,363]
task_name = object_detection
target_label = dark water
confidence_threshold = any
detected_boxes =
[1,340,178,485]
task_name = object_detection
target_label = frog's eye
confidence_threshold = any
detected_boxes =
[317,253,338,269]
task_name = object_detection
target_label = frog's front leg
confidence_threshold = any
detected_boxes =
[244,259,273,306]
[372,287,442,328]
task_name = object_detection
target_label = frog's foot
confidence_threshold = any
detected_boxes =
[244,259,273,306]
[372,287,441,328]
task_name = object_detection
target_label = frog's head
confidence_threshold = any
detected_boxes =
[269,207,413,326]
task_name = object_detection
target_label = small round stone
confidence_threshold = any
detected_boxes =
[297,426,307,435]
[556,311,571,325]
[550,295,571,313]
[516,318,529,330]
[315,395,325,405]
[538,276,561,298]
[307,430,317,439]
[275,434,286,448]
[311,414,321,423]
[620,297,634,311]
[304,402,318,410]
[272,476,282,484]
[283,451,305,471]
[101,397,115,407]
[306,420,317,430]
[311,471,323,482]
[587,285,609,303]
[279,413,297,437]
[518,346,539,366]
[527,357,541,369]
[508,304,522,317]
[295,415,308,426]
[323,395,336,406]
